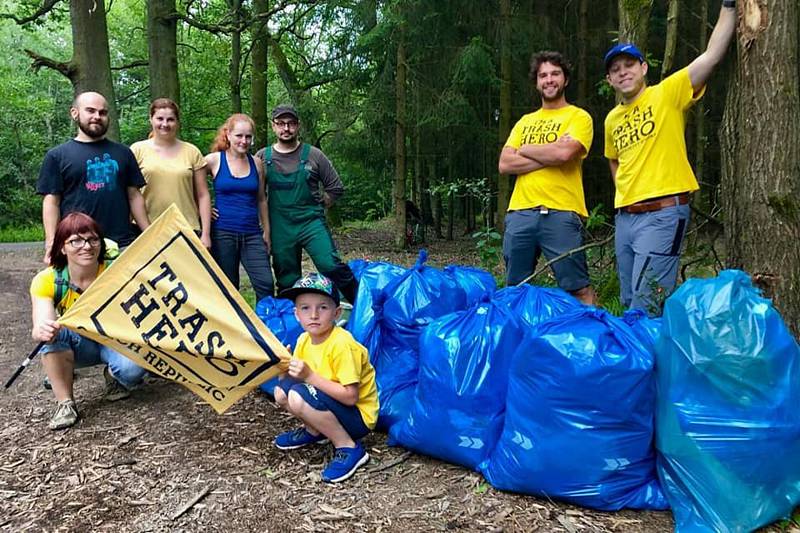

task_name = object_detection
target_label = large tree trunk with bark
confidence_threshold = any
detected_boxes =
[147,0,180,104]
[250,0,269,149]
[70,0,119,140]
[618,0,654,51]
[393,27,407,249]
[721,0,800,336]
[496,0,512,233]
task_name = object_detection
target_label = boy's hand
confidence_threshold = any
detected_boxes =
[287,359,312,380]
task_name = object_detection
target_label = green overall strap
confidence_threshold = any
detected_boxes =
[54,259,113,309]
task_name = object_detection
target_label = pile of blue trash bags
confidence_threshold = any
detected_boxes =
[256,254,800,531]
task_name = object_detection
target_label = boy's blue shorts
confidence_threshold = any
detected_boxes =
[277,376,370,441]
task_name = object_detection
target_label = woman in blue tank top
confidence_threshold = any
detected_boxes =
[204,114,274,302]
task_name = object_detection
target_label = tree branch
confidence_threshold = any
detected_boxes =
[1,0,61,24]
[316,114,359,145]
[300,75,345,91]
[520,234,615,286]
[24,49,74,79]
[111,59,148,71]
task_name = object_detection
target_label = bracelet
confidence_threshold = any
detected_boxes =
[722,0,735,8]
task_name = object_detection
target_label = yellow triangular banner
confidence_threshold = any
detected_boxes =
[59,204,290,413]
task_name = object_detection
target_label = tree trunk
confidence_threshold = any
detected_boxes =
[250,0,269,149]
[618,0,654,51]
[71,0,119,140]
[721,0,800,337]
[577,0,589,105]
[228,0,242,113]
[496,0,512,233]
[694,0,709,207]
[661,0,679,78]
[432,192,443,239]
[393,27,407,249]
[269,36,319,143]
[147,0,180,104]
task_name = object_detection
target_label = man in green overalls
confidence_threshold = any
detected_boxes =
[257,105,358,303]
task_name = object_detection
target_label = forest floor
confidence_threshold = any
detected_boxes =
[0,222,792,533]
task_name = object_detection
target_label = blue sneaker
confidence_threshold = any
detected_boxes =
[321,443,370,483]
[274,427,329,450]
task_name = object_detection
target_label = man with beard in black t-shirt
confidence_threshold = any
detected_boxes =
[37,92,150,263]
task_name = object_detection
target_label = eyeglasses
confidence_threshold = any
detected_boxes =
[273,120,298,129]
[66,236,101,249]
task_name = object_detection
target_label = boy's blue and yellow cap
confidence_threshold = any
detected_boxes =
[280,272,340,306]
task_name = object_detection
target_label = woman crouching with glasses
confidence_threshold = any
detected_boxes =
[30,212,146,430]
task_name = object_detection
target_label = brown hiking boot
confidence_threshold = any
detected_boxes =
[103,366,131,402]
[49,399,79,430]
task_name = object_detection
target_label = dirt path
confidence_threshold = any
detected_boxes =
[0,230,676,533]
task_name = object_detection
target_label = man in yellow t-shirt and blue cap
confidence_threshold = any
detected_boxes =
[604,1,736,315]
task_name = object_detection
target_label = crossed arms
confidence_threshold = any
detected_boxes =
[498,135,586,175]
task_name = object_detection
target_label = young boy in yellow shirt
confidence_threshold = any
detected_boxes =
[273,272,379,483]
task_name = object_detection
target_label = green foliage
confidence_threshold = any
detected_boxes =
[472,226,502,274]
[0,223,44,242]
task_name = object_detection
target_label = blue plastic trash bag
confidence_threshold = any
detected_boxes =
[623,309,662,353]
[348,258,370,281]
[389,297,524,469]
[347,261,407,356]
[443,265,497,307]
[493,284,580,327]
[656,270,800,532]
[255,297,304,396]
[373,250,470,430]
[481,307,668,511]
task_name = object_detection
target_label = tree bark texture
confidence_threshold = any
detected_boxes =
[618,0,654,52]
[721,0,800,336]
[496,0,512,233]
[393,28,407,249]
[70,0,119,140]
[228,0,242,113]
[147,0,180,104]
[661,0,679,78]
[250,0,269,149]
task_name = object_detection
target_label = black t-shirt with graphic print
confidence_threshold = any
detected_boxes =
[37,139,146,246]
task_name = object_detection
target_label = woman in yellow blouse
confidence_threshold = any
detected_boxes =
[131,98,212,247]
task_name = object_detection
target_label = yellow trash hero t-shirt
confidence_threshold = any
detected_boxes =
[30,263,108,316]
[294,326,379,429]
[130,140,207,230]
[604,67,704,208]
[505,105,593,216]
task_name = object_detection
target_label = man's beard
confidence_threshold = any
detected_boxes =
[77,117,108,139]
[539,85,565,103]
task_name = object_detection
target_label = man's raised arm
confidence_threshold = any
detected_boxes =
[688,2,737,91]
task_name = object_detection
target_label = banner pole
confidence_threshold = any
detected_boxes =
[4,342,45,389]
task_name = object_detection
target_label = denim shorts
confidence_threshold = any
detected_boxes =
[38,328,146,388]
[277,376,370,441]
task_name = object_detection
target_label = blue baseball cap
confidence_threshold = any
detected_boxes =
[604,43,645,71]
[280,272,340,306]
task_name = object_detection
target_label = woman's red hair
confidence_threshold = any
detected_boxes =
[50,212,106,270]
[209,113,255,152]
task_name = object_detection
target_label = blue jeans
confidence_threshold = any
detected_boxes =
[211,229,275,302]
[38,328,146,388]
[503,208,590,291]
[615,203,690,316]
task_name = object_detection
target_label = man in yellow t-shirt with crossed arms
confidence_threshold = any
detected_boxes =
[604,0,736,315]
[499,51,596,305]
